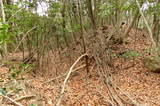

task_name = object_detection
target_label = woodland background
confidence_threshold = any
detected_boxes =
[0,0,160,106]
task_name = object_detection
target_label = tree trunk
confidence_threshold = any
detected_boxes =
[152,0,160,47]
[87,0,96,30]
[0,0,7,56]
[77,0,89,74]
[123,9,139,39]
[61,0,69,47]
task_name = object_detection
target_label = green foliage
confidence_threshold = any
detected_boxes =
[98,0,137,18]
[144,56,160,72]
[29,104,37,106]
[0,88,7,95]
[111,53,117,58]
[48,2,63,25]
[49,2,62,16]
[9,63,34,79]
[0,20,10,45]
[119,50,141,58]
[10,9,52,48]
[10,66,21,78]
[148,0,156,2]
[121,1,137,11]
[5,3,19,17]
[144,47,160,56]
[110,49,141,59]
[147,3,160,16]
[98,3,114,18]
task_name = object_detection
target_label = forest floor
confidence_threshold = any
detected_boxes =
[0,26,160,106]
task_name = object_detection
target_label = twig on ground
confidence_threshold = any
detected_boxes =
[43,64,86,84]
[104,76,124,106]
[89,63,96,73]
[56,54,88,106]
[111,79,142,106]
[1,95,23,106]
[96,88,115,106]
[15,95,35,101]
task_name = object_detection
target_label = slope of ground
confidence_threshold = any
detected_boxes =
[0,27,160,106]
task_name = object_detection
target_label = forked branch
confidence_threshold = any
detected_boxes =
[56,53,88,106]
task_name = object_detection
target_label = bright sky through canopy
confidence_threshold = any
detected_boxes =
[13,0,155,16]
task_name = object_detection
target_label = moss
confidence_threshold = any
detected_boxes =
[143,56,160,73]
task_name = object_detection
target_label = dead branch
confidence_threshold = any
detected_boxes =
[56,54,88,106]
[15,95,35,101]
[135,0,156,48]
[7,8,23,22]
[42,64,86,84]
[14,26,38,53]
[96,87,115,106]
[1,95,23,106]
[104,75,124,106]
[110,77,142,106]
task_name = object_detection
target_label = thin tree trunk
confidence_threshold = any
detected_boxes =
[0,0,7,56]
[77,0,89,73]
[152,0,160,46]
[61,0,69,47]
[135,0,156,48]
[67,5,77,44]
[123,9,139,38]
[87,0,96,30]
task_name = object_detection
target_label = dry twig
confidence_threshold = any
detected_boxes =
[15,95,35,101]
[14,26,38,52]
[56,54,88,106]
[96,88,115,106]
[43,64,86,84]
[1,95,23,106]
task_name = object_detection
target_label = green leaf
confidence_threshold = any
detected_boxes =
[29,104,36,106]
[0,88,7,95]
